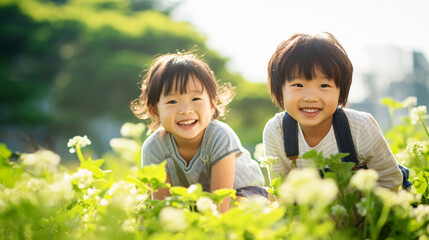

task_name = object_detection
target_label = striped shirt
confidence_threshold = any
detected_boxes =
[263,108,402,190]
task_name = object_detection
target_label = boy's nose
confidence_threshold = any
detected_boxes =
[303,89,318,102]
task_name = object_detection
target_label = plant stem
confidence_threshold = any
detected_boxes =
[76,145,85,164]
[414,151,429,204]
[371,203,390,240]
[419,115,429,140]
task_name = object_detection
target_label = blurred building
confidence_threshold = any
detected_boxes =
[351,47,429,130]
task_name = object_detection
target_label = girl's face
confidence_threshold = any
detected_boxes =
[153,76,215,146]
[282,72,340,137]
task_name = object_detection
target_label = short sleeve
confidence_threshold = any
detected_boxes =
[205,121,242,167]
[141,131,166,167]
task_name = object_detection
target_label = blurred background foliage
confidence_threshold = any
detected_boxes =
[0,0,278,159]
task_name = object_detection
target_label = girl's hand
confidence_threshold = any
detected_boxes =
[210,153,236,213]
[152,174,172,200]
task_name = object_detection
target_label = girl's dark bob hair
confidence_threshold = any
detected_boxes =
[267,32,353,109]
[130,52,234,133]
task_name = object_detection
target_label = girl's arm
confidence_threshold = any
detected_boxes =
[152,174,172,200]
[210,153,235,213]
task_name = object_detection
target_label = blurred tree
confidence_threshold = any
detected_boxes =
[0,0,277,156]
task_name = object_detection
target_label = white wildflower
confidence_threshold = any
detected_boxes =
[278,168,338,207]
[120,122,146,138]
[22,149,60,174]
[109,138,140,158]
[259,156,278,169]
[196,196,216,213]
[67,135,91,153]
[159,207,187,232]
[406,141,426,156]
[99,198,108,206]
[187,184,198,194]
[350,169,379,192]
[410,105,427,125]
[72,169,94,189]
[374,187,398,207]
[107,181,139,210]
[121,218,137,232]
[402,96,417,108]
[331,204,347,216]
[253,143,265,161]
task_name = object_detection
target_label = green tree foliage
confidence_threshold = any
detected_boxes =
[0,0,277,154]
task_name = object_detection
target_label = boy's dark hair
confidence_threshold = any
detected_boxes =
[267,32,353,109]
[130,52,234,133]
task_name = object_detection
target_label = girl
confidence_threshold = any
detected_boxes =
[131,52,266,212]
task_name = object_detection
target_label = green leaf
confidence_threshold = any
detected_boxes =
[0,143,12,167]
[380,97,404,109]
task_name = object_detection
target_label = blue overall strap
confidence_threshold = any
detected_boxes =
[282,112,299,158]
[282,108,358,166]
[332,108,359,165]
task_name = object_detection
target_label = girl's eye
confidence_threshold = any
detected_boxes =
[167,100,177,104]
[292,83,303,87]
[320,84,330,88]
[192,97,202,101]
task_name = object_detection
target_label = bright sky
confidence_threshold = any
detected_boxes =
[172,0,429,102]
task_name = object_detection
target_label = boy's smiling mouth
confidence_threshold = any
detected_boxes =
[301,108,320,113]
[177,119,198,128]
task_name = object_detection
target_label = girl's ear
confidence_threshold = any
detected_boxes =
[149,106,159,121]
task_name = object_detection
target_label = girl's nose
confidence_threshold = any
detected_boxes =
[179,105,193,115]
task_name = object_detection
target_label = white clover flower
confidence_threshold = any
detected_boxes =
[22,149,61,175]
[253,143,265,161]
[196,196,216,213]
[406,141,426,156]
[356,198,369,216]
[41,173,74,206]
[402,96,417,108]
[67,135,91,153]
[159,207,187,232]
[331,204,347,216]
[120,122,146,138]
[109,138,140,157]
[72,169,94,189]
[278,168,338,207]
[412,205,429,223]
[121,218,137,232]
[107,181,139,210]
[259,156,279,169]
[410,105,427,125]
[350,169,379,192]
[374,187,398,207]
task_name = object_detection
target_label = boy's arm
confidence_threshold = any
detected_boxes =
[152,174,172,200]
[210,153,235,213]
[360,115,402,190]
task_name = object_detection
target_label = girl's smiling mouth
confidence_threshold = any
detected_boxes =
[177,119,198,128]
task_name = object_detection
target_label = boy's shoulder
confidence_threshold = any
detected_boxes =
[343,108,374,126]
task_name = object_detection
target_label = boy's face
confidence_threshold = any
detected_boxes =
[282,73,340,136]
[153,76,215,146]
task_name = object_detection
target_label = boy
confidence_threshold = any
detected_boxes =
[263,32,403,190]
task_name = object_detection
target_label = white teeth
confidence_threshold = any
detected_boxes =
[178,120,196,125]
[302,108,318,113]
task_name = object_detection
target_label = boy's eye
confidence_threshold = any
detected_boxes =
[292,83,303,87]
[320,84,331,88]
[167,100,177,104]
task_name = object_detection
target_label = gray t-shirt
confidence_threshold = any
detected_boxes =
[142,120,265,192]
